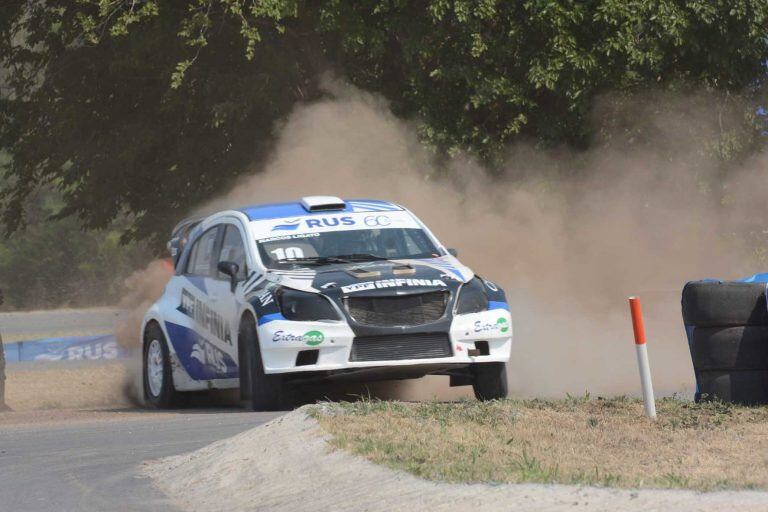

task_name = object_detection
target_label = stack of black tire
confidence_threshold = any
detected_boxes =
[682,280,768,404]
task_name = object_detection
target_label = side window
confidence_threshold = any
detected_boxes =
[217,225,247,280]
[186,227,220,276]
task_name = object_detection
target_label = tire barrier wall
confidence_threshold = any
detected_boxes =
[4,334,129,363]
[682,276,768,405]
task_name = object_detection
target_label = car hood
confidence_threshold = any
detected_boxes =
[264,256,474,295]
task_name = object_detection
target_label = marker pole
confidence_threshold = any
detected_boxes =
[629,297,656,419]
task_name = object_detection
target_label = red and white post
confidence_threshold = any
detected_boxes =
[629,297,657,419]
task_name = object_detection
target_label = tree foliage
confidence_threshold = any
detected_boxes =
[0,181,151,309]
[1,0,767,247]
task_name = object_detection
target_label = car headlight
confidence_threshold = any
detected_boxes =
[277,288,340,321]
[456,278,489,314]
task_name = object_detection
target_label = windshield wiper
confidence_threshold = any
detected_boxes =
[276,254,387,267]
[279,256,354,266]
[334,253,388,262]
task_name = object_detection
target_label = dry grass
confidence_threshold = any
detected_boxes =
[313,396,768,491]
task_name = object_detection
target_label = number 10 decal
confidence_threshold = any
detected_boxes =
[270,247,305,260]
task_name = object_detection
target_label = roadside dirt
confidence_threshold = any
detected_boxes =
[145,408,768,512]
[4,362,132,412]
[0,407,164,428]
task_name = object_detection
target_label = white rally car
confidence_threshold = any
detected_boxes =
[142,196,512,410]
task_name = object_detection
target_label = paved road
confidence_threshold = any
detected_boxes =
[0,409,282,512]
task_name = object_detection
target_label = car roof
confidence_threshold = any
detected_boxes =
[237,199,403,221]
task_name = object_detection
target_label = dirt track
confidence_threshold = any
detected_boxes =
[147,408,768,512]
[5,361,133,412]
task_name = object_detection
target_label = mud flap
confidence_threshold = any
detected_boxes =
[449,374,473,387]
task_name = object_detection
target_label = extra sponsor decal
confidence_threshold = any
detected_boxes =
[272,330,325,346]
[341,278,447,294]
[178,288,233,345]
[474,317,510,334]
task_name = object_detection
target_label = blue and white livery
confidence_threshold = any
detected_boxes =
[142,196,512,410]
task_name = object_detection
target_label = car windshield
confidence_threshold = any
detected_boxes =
[256,228,440,268]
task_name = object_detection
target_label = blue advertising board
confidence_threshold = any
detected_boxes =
[5,334,129,363]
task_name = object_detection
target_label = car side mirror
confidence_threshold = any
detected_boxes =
[447,248,458,257]
[217,261,240,292]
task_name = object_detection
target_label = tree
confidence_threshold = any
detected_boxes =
[1,1,322,247]
[0,182,151,309]
[2,1,767,246]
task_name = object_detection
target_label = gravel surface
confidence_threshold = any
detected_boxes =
[146,407,768,512]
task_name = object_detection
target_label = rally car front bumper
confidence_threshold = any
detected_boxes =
[256,308,512,375]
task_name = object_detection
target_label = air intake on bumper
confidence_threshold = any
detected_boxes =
[349,333,452,362]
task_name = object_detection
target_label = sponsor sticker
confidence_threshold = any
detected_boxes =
[272,330,325,346]
[178,289,233,345]
[190,338,230,374]
[272,216,355,232]
[271,219,302,231]
[474,317,510,334]
[259,232,320,243]
[341,278,447,294]
[257,289,274,307]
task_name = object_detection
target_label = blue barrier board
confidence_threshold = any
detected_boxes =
[4,334,129,363]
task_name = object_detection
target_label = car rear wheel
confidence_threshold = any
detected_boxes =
[240,315,287,411]
[471,362,508,401]
[143,323,180,408]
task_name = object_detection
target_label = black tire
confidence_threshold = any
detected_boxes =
[690,326,768,370]
[471,362,508,401]
[697,370,768,405]
[682,281,768,327]
[240,315,287,411]
[238,324,252,405]
[143,322,180,408]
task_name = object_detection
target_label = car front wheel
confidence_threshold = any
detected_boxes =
[471,362,508,401]
[240,315,287,411]
[143,323,179,408]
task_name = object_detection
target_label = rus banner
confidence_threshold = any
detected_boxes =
[5,334,129,363]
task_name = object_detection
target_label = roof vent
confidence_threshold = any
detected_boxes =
[300,196,346,212]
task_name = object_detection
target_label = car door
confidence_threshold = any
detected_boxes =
[170,224,238,382]
[207,223,250,381]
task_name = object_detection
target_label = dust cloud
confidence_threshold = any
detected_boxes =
[114,259,175,404]
[115,259,175,350]
[205,78,768,399]
[115,77,768,400]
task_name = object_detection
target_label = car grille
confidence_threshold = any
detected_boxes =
[345,291,448,326]
[349,333,452,362]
